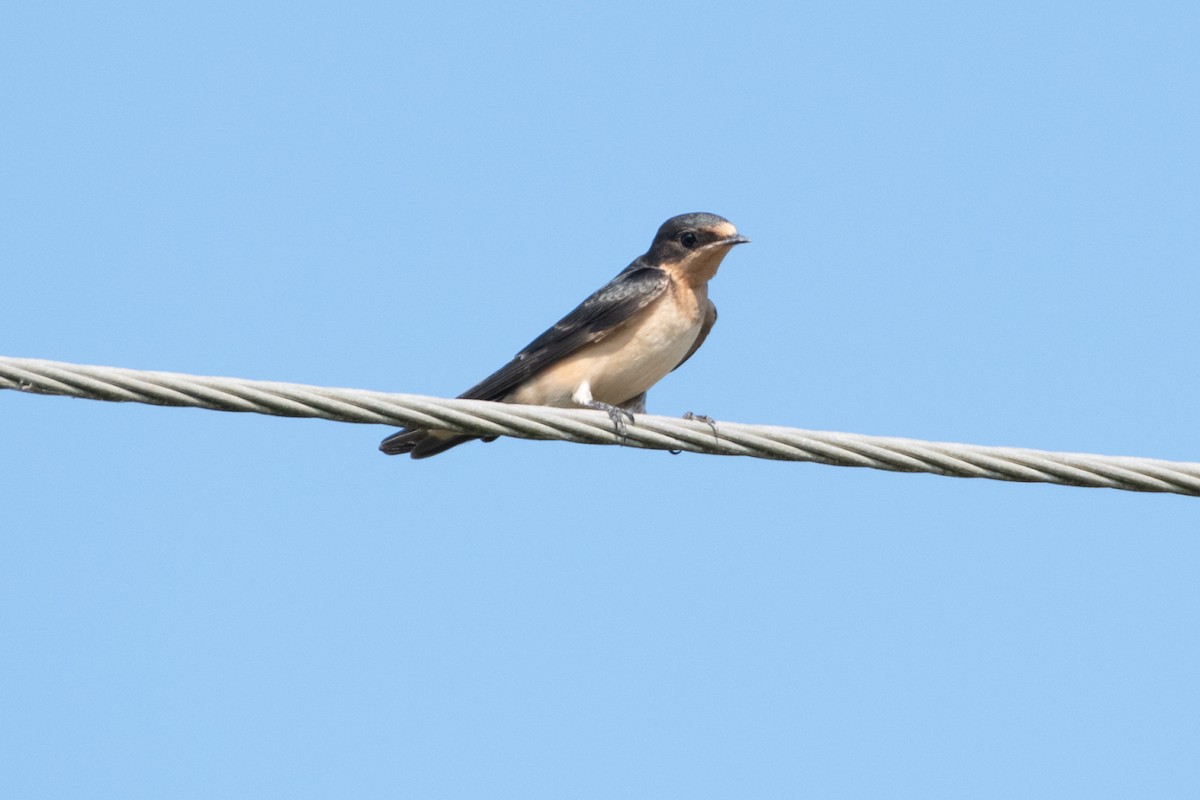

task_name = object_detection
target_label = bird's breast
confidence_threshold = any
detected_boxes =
[509,286,705,408]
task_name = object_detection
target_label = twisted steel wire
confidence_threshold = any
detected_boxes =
[2,356,1197,495]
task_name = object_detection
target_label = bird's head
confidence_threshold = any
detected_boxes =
[646,212,749,285]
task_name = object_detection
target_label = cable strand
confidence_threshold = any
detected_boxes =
[2,355,1197,496]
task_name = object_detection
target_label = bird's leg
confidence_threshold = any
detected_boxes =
[585,400,636,438]
[683,411,719,438]
[669,412,720,455]
[573,381,635,440]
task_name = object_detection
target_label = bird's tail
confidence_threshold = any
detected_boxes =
[379,428,482,459]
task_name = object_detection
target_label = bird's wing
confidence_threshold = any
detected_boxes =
[670,299,717,372]
[459,265,670,401]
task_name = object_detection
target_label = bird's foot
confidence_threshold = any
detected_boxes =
[670,412,720,455]
[683,411,719,437]
[586,401,636,439]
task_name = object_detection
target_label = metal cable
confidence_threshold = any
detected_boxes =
[2,356,1197,496]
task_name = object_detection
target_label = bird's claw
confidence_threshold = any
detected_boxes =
[588,401,635,440]
[670,412,720,454]
[683,411,719,437]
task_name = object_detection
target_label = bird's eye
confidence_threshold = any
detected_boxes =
[680,231,698,248]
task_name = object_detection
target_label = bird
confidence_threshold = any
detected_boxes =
[380,212,749,458]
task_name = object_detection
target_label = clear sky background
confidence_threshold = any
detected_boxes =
[3,2,1199,797]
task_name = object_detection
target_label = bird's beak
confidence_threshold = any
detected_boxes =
[721,234,751,246]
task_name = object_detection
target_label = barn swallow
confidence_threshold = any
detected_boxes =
[380,212,749,458]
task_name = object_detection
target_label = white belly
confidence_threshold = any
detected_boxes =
[508,293,703,408]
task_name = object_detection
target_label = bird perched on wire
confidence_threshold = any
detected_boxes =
[380,212,749,458]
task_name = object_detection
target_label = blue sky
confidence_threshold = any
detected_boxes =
[3,2,1199,797]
